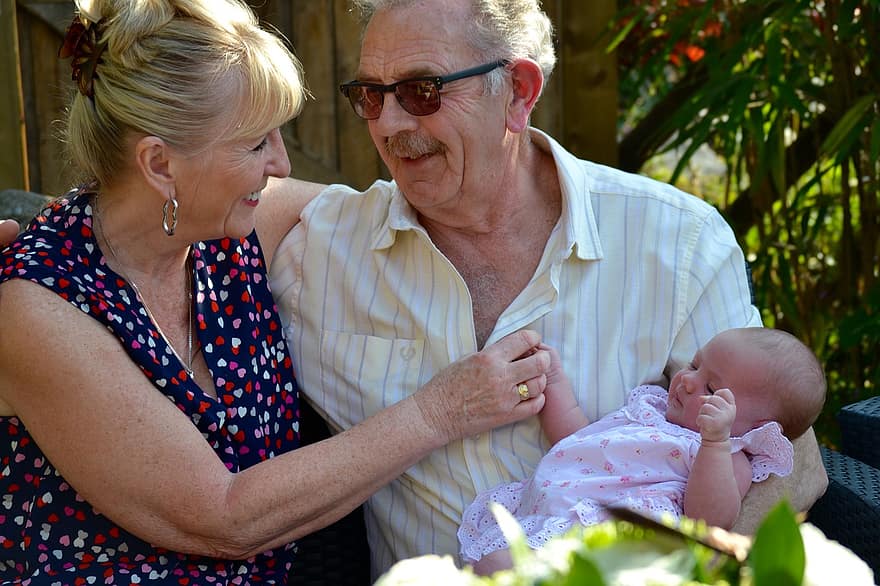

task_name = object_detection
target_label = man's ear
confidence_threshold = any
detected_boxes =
[134,135,175,196]
[505,59,544,133]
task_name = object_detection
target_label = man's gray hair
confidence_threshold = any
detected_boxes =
[350,0,556,95]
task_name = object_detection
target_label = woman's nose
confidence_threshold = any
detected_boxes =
[266,128,291,178]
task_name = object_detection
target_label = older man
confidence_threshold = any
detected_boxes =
[264,0,826,577]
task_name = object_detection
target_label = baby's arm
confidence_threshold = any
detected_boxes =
[537,344,589,445]
[683,388,753,528]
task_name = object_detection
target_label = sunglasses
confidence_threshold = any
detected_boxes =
[339,60,508,120]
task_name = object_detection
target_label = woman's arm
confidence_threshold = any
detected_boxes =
[0,279,549,559]
[255,177,326,269]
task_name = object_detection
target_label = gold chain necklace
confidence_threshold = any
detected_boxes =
[92,196,195,378]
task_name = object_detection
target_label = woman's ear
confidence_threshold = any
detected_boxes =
[505,59,544,133]
[134,135,174,196]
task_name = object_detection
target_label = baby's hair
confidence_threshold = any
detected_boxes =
[737,328,826,439]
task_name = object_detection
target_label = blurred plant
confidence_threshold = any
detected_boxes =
[609,0,880,445]
[375,502,874,585]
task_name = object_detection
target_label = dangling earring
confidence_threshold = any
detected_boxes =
[162,192,179,236]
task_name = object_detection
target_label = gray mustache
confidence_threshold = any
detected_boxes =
[385,132,445,158]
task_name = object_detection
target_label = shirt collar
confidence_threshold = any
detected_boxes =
[529,128,603,261]
[371,127,604,262]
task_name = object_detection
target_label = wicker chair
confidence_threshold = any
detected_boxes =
[287,400,372,586]
[808,396,880,578]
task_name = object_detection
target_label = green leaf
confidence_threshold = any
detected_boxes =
[549,553,606,586]
[819,95,876,159]
[605,10,641,54]
[767,113,786,198]
[748,501,805,586]
[870,118,880,162]
[490,503,531,568]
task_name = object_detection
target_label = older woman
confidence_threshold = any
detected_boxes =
[0,0,549,582]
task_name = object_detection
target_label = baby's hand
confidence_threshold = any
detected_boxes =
[696,387,736,442]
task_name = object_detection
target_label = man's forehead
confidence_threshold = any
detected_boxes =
[357,0,473,78]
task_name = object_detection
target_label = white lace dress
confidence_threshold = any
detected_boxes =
[458,385,793,563]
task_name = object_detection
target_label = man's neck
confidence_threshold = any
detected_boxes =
[420,141,562,348]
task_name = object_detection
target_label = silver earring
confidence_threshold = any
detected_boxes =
[162,195,179,236]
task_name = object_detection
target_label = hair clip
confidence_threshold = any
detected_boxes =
[58,14,107,100]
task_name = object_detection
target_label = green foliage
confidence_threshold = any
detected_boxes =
[611,0,880,446]
[376,502,876,585]
[749,502,805,586]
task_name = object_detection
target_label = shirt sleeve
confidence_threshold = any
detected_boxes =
[667,208,762,377]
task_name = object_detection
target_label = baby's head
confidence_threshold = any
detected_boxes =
[667,328,826,439]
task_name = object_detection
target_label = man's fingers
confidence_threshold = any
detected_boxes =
[512,392,545,416]
[509,350,550,386]
[512,374,547,403]
[488,329,541,360]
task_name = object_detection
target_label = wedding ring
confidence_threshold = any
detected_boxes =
[516,383,530,401]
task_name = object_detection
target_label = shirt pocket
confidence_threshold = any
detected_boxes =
[319,331,425,420]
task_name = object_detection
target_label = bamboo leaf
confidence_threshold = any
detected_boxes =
[819,95,876,158]
[870,118,880,162]
[605,10,641,54]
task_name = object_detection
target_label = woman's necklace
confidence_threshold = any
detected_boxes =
[92,196,195,379]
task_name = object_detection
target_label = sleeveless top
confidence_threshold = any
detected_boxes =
[0,192,301,584]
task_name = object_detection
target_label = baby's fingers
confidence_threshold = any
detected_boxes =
[713,387,735,406]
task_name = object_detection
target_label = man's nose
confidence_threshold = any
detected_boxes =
[371,91,419,135]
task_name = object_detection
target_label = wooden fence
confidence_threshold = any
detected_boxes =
[1,0,618,195]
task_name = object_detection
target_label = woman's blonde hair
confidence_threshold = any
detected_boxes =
[65,0,306,186]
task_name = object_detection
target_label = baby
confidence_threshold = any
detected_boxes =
[458,327,826,575]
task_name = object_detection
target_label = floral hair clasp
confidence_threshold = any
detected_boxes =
[59,12,107,100]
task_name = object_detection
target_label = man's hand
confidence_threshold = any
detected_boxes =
[733,427,828,534]
[0,220,19,247]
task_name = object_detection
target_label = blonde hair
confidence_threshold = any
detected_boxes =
[65,0,306,186]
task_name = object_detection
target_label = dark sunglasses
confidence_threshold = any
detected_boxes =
[339,59,508,120]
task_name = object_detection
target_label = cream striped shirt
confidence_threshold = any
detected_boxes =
[269,129,761,577]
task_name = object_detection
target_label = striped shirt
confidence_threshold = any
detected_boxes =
[269,128,761,577]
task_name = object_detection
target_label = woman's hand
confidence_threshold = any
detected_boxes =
[0,219,19,246]
[413,329,550,443]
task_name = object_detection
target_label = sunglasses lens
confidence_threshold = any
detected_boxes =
[396,80,440,116]
[347,86,384,120]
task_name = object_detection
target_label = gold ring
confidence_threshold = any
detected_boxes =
[516,383,530,401]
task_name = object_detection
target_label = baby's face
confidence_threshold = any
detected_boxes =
[667,330,771,436]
